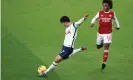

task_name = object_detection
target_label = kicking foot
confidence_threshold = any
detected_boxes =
[81,46,87,51]
[39,72,47,77]
[101,63,106,69]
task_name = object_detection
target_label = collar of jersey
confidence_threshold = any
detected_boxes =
[104,10,111,13]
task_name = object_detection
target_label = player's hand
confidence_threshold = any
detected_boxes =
[116,28,120,30]
[90,23,94,28]
[84,14,89,19]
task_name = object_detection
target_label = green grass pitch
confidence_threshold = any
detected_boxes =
[2,0,133,80]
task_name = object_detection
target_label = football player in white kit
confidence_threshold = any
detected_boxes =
[40,14,88,76]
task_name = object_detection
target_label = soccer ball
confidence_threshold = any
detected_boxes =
[38,65,47,75]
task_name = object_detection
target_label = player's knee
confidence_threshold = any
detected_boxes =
[104,43,110,50]
[96,44,103,49]
[55,55,63,63]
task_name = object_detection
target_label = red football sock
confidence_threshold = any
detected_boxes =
[103,50,108,63]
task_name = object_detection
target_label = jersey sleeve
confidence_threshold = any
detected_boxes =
[74,17,85,28]
[113,12,120,28]
[91,12,99,23]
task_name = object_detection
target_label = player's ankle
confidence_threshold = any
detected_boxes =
[44,71,47,74]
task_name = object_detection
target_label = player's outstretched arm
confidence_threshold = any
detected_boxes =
[74,14,89,28]
[113,13,120,30]
[90,12,99,28]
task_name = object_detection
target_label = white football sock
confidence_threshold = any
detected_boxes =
[45,61,58,74]
[69,48,82,57]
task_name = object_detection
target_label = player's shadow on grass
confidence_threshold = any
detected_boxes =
[2,31,62,80]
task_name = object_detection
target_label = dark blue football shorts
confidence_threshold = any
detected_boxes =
[59,45,73,59]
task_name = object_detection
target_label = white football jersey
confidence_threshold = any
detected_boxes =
[63,23,78,48]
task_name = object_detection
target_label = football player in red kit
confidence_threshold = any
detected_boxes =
[90,0,120,69]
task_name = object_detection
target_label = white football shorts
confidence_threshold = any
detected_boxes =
[96,33,112,45]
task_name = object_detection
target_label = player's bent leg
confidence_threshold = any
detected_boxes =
[96,33,103,49]
[69,46,87,57]
[101,43,110,69]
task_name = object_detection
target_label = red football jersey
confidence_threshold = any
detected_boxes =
[98,10,114,34]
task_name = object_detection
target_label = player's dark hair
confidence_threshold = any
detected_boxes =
[102,0,113,9]
[60,16,70,23]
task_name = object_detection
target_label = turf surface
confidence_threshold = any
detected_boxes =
[2,0,133,80]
